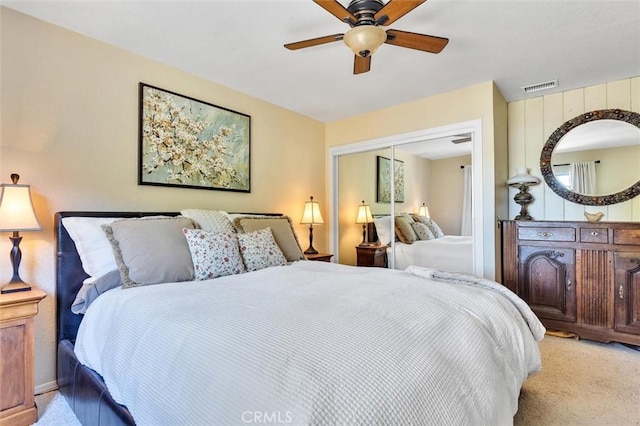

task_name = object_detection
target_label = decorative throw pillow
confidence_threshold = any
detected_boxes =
[237,227,287,272]
[62,216,124,284]
[234,216,304,262]
[395,215,418,244]
[180,209,235,234]
[411,221,436,240]
[183,228,245,280]
[102,216,196,288]
[413,216,445,238]
[373,216,392,245]
[71,269,122,314]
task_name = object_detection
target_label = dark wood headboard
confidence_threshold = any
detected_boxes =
[55,211,179,343]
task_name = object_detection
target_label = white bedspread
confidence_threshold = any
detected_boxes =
[75,261,542,426]
[392,235,474,273]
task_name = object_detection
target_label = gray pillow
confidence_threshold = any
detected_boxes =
[71,270,122,314]
[234,216,304,262]
[102,216,196,288]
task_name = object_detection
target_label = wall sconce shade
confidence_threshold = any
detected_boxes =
[507,168,541,221]
[418,203,430,218]
[300,196,324,255]
[0,174,41,294]
[356,201,374,246]
[343,25,387,58]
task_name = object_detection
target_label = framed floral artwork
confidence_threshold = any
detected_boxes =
[138,83,250,192]
[376,155,404,203]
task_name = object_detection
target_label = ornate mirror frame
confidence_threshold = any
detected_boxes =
[540,109,640,206]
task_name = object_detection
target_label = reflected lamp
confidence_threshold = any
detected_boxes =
[0,174,42,294]
[355,200,374,246]
[418,203,430,218]
[507,168,541,220]
[300,196,324,255]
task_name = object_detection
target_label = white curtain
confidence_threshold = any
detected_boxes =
[461,165,472,236]
[570,161,597,195]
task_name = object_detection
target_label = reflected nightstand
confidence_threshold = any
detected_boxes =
[356,244,388,267]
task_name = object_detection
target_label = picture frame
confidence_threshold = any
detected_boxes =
[376,155,404,203]
[138,83,251,192]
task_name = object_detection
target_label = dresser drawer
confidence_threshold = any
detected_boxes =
[613,229,640,245]
[518,227,576,242]
[580,228,609,243]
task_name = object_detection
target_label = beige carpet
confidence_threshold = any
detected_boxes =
[515,335,640,426]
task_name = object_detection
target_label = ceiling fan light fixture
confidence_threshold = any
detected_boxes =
[343,25,387,57]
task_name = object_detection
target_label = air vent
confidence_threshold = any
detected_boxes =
[451,134,471,144]
[522,79,558,94]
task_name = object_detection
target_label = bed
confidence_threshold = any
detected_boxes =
[56,211,544,425]
[370,215,474,274]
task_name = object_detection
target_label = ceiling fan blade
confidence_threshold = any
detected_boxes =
[385,29,448,53]
[375,0,426,26]
[313,0,357,23]
[353,55,371,75]
[284,34,344,50]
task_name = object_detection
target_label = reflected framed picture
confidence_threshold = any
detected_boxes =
[138,83,251,192]
[376,155,404,203]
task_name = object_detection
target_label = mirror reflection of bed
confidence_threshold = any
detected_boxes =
[337,135,474,275]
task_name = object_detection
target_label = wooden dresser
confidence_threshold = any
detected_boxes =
[501,220,640,346]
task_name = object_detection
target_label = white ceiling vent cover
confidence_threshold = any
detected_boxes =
[522,79,558,94]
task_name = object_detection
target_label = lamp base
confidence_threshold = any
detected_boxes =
[304,247,319,255]
[1,281,31,294]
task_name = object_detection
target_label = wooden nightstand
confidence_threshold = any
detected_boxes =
[305,253,334,262]
[0,288,46,426]
[356,244,388,267]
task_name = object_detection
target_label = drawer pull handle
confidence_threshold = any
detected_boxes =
[538,232,553,238]
[566,279,572,290]
[619,285,624,299]
[590,231,599,236]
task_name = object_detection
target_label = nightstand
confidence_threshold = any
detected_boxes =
[356,244,388,267]
[305,253,334,262]
[0,288,46,426]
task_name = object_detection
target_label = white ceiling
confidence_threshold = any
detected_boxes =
[2,0,639,126]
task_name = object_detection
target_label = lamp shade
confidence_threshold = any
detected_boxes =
[300,196,324,225]
[418,203,430,218]
[0,181,41,232]
[355,201,374,224]
[343,25,387,57]
[507,168,540,186]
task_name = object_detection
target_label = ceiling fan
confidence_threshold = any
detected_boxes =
[284,0,449,75]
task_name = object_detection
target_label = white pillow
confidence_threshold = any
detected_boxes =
[183,228,245,280]
[237,228,287,272]
[180,209,235,234]
[373,216,392,246]
[62,217,123,284]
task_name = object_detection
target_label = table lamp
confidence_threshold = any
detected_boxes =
[300,196,324,254]
[507,168,540,220]
[355,200,374,246]
[0,174,42,294]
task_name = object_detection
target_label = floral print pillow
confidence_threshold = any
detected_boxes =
[183,228,245,280]
[411,221,436,240]
[237,227,287,272]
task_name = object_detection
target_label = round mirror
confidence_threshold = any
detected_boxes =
[540,109,640,205]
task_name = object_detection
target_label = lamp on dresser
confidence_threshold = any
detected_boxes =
[355,200,374,246]
[507,168,540,221]
[300,196,324,255]
[0,174,42,294]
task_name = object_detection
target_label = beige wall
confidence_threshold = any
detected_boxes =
[508,76,640,222]
[0,8,326,390]
[429,154,472,235]
[326,81,508,279]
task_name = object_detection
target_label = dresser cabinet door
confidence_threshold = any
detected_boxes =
[518,246,577,322]
[614,252,640,335]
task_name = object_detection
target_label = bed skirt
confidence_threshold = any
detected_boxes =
[57,339,135,426]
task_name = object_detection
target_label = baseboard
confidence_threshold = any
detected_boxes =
[35,380,58,395]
